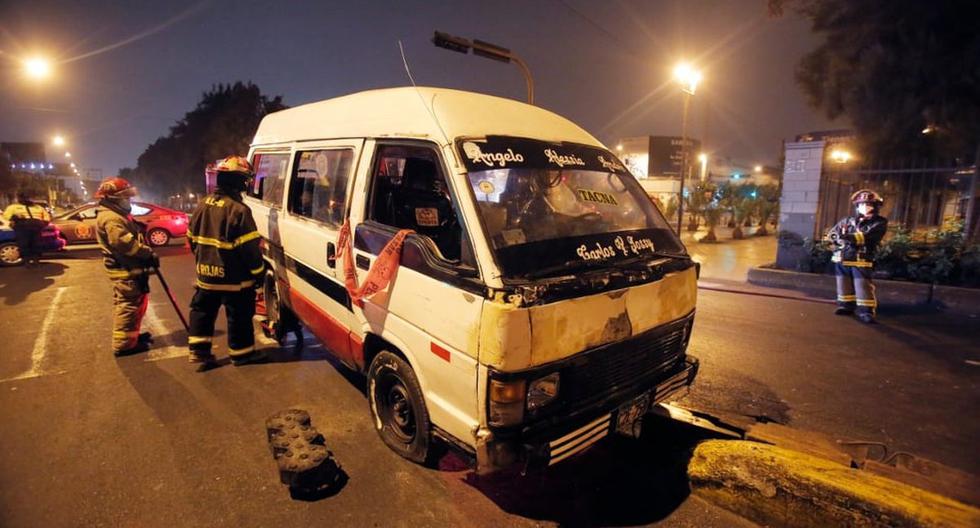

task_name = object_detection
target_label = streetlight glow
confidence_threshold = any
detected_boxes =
[754,165,762,173]
[830,149,853,164]
[673,62,702,95]
[65,152,72,158]
[53,135,66,147]
[23,56,54,80]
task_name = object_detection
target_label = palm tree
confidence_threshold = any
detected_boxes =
[732,198,752,239]
[702,204,723,242]
[754,184,781,236]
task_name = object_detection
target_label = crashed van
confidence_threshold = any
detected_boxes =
[245,87,698,472]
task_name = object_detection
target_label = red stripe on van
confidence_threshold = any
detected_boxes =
[289,289,353,365]
[431,342,451,363]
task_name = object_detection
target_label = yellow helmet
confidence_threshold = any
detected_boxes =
[215,155,253,175]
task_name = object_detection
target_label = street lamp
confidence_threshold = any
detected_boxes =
[698,153,708,181]
[673,62,702,233]
[64,152,71,158]
[52,135,66,147]
[754,165,762,173]
[23,56,53,80]
[830,148,852,164]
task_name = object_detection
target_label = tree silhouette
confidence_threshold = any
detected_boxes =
[124,82,287,198]
[788,0,979,160]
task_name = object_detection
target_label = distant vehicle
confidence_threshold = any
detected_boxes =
[0,217,67,266]
[52,202,188,246]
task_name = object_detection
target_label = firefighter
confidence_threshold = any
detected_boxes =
[827,189,889,323]
[187,155,265,370]
[94,178,158,356]
[3,192,51,267]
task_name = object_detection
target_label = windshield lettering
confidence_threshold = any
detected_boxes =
[544,149,585,167]
[463,142,525,167]
[577,242,617,261]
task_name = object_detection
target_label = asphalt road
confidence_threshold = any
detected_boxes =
[0,247,977,527]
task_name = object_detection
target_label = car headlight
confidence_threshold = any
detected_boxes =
[527,372,560,411]
[489,379,525,427]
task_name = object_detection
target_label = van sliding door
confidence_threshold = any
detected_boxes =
[277,140,364,368]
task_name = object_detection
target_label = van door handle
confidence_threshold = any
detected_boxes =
[356,254,371,270]
[326,242,336,268]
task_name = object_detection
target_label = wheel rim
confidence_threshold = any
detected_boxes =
[378,373,416,443]
[0,245,21,264]
[148,230,168,245]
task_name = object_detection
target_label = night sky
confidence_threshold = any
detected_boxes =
[1,0,839,177]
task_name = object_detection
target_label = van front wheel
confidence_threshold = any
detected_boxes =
[368,351,431,464]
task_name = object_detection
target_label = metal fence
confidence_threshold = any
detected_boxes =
[816,160,978,241]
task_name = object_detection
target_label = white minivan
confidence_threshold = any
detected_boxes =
[245,87,699,473]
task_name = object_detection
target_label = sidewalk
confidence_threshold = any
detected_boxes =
[681,225,776,283]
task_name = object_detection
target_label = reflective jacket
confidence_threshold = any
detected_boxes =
[96,202,154,279]
[827,214,888,267]
[187,189,264,291]
[3,203,51,229]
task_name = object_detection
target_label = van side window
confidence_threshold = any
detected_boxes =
[250,152,289,207]
[287,149,353,227]
[368,145,465,262]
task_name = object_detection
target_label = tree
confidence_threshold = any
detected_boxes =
[789,0,980,160]
[754,184,781,236]
[124,82,287,199]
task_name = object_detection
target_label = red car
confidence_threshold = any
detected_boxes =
[52,202,188,246]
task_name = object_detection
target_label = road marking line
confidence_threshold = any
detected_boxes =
[144,302,187,362]
[1,287,68,382]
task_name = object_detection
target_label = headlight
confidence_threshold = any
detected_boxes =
[489,379,525,427]
[527,372,560,411]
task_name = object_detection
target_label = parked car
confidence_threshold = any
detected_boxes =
[0,217,67,266]
[52,202,188,246]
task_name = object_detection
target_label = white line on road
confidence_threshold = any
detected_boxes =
[144,302,187,362]
[1,287,68,382]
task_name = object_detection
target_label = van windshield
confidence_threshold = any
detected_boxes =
[460,137,686,278]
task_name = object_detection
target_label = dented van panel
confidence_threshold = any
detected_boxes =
[479,267,697,371]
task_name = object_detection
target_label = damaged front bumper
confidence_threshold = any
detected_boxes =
[475,355,699,473]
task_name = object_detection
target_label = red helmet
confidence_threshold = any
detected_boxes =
[215,155,253,175]
[95,177,137,198]
[850,189,883,206]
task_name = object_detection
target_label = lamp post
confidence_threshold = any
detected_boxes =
[673,63,702,233]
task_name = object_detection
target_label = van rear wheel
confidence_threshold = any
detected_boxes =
[368,351,431,464]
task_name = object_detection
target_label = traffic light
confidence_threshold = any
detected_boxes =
[433,31,471,54]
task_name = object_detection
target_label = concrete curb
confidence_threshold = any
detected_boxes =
[688,440,980,528]
[747,267,980,315]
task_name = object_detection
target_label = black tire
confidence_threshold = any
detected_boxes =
[368,350,432,464]
[147,228,170,247]
[0,242,22,266]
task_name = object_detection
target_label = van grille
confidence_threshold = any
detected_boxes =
[558,315,692,410]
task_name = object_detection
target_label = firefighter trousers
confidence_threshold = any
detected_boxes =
[111,277,149,352]
[835,263,876,315]
[188,288,256,361]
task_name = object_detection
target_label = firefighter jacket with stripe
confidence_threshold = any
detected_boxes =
[187,189,264,291]
[96,201,155,279]
[827,214,888,267]
[3,202,51,228]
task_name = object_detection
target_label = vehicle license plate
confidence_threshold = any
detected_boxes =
[616,391,651,438]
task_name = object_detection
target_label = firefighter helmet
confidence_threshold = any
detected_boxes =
[215,155,253,175]
[95,177,137,198]
[850,189,883,206]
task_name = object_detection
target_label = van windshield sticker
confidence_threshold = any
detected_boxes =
[477,180,496,194]
[576,189,619,206]
[414,208,440,227]
[458,136,630,176]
